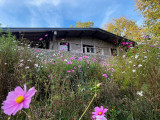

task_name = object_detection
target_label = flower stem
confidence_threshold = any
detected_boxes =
[79,93,97,120]
[23,109,36,120]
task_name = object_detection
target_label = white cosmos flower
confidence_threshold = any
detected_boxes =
[20,59,24,62]
[135,55,139,59]
[25,66,30,69]
[129,61,132,63]
[138,64,142,67]
[137,91,143,96]
[64,59,67,62]
[144,56,147,58]
[34,64,38,67]
[132,70,136,72]
[27,59,32,62]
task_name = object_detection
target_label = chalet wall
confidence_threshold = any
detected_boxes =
[54,37,116,56]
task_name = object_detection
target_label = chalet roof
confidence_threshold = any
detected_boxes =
[0,27,134,44]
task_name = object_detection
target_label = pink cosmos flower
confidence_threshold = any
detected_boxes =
[83,56,89,59]
[61,38,65,40]
[95,115,107,120]
[78,65,81,68]
[78,57,83,61]
[45,34,48,37]
[92,106,108,119]
[101,61,105,64]
[121,42,126,45]
[67,61,72,65]
[92,58,97,62]
[70,57,76,60]
[107,68,111,71]
[39,38,43,41]
[133,51,136,53]
[19,63,24,67]
[156,47,160,49]
[36,50,39,52]
[66,43,68,45]
[52,62,55,65]
[102,74,107,77]
[72,70,75,72]
[1,84,37,116]
[127,46,130,48]
[48,75,51,77]
[67,70,71,73]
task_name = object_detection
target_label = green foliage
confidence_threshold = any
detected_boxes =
[135,0,160,36]
[0,31,37,106]
[111,40,160,119]
[0,33,160,120]
[104,16,145,41]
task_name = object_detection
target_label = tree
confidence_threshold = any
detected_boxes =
[70,21,94,28]
[134,0,160,36]
[103,17,145,42]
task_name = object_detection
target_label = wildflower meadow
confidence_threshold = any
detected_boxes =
[0,31,160,120]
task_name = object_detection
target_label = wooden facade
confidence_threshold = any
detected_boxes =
[1,28,134,57]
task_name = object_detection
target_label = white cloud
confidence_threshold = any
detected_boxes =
[29,0,61,6]
[100,9,117,28]
[27,6,62,27]
[29,0,77,7]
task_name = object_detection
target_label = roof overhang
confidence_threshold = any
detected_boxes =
[0,27,135,45]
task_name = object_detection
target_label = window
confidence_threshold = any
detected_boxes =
[60,42,70,51]
[111,48,117,56]
[83,45,94,53]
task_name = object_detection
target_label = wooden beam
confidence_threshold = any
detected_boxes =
[91,31,98,37]
[49,31,56,50]
[78,31,84,37]
[63,31,68,38]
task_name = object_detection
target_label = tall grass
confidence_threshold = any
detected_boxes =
[0,32,160,120]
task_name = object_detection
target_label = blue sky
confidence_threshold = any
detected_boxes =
[0,0,144,28]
